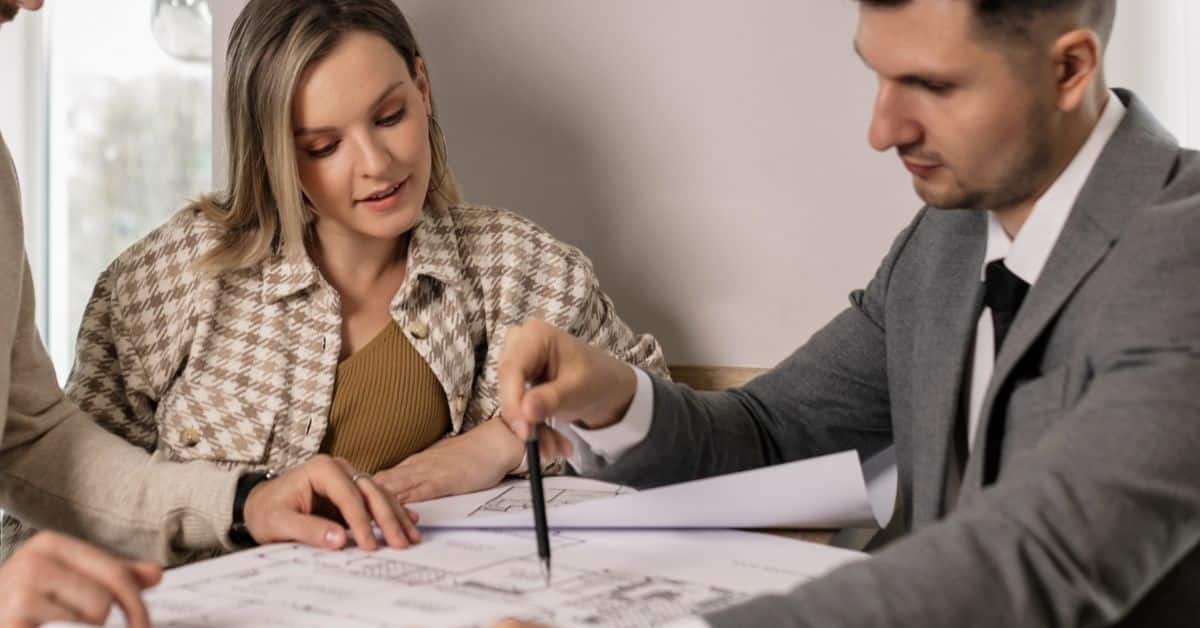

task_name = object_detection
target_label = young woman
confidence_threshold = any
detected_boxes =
[2,0,666,560]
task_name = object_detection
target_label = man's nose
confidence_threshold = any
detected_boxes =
[868,82,922,153]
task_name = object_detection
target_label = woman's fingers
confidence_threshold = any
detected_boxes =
[353,473,420,548]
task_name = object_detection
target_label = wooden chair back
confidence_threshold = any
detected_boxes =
[668,365,767,391]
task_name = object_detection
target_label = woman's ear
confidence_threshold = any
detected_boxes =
[414,57,433,115]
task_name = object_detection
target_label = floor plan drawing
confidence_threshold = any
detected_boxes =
[89,529,864,628]
[467,483,634,518]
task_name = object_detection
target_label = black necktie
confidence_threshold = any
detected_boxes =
[984,259,1029,354]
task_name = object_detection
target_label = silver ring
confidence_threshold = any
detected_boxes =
[350,471,371,483]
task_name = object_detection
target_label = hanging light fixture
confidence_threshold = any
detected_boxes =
[151,0,212,63]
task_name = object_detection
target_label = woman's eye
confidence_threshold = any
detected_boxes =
[378,108,406,127]
[307,142,339,158]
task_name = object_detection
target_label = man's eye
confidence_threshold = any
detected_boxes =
[921,80,952,94]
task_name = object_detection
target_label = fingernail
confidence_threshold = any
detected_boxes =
[325,528,343,547]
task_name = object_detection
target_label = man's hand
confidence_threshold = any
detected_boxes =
[496,320,638,457]
[375,418,524,504]
[0,531,161,628]
[243,454,422,551]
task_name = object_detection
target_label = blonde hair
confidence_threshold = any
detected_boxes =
[197,0,461,272]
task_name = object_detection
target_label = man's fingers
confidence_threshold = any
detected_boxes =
[521,384,560,432]
[497,322,556,438]
[538,424,574,460]
[38,535,153,628]
[497,355,530,439]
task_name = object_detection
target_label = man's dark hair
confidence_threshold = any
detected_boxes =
[857,0,1117,47]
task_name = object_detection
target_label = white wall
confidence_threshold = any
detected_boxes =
[213,0,912,367]
[1105,0,1200,148]
[211,1,1186,368]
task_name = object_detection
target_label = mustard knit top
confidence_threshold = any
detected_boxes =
[320,321,451,473]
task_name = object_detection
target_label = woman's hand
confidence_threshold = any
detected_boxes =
[244,454,422,550]
[374,417,526,503]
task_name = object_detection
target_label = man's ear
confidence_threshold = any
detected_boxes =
[1050,28,1101,112]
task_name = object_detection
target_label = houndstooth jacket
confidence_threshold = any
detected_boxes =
[77,202,666,466]
[2,202,667,558]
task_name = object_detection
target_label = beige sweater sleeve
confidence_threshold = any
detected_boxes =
[0,133,239,565]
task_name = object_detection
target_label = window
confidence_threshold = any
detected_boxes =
[39,1,213,379]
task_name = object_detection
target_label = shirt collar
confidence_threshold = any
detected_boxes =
[982,90,1127,284]
[260,205,466,304]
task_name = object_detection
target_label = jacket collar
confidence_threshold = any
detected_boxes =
[405,204,466,288]
[259,205,465,304]
[963,88,1182,489]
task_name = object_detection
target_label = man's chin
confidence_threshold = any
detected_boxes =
[912,181,983,211]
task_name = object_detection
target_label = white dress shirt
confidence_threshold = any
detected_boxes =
[563,92,1127,628]
[965,93,1125,450]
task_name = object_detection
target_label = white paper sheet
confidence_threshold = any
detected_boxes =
[412,450,878,530]
[84,528,864,628]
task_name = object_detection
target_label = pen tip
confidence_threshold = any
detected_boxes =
[540,559,551,587]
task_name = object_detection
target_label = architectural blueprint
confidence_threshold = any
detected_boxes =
[409,476,635,525]
[412,450,878,530]
[93,528,864,627]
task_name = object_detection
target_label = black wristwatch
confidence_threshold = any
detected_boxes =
[229,469,274,548]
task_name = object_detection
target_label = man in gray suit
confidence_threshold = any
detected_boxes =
[496,0,1200,626]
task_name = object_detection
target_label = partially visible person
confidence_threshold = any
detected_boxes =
[496,1,1200,627]
[3,0,666,565]
[0,2,420,626]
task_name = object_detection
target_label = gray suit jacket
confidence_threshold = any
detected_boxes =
[596,90,1200,627]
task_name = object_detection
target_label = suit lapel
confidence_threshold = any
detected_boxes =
[961,90,1182,493]
[910,212,986,521]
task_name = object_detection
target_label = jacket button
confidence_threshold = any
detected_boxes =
[406,321,430,340]
[181,428,202,447]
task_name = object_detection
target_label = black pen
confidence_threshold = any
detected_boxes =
[526,426,551,586]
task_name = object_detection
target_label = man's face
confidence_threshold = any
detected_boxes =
[0,0,44,26]
[855,0,1058,211]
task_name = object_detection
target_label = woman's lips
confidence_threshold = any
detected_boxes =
[357,178,408,212]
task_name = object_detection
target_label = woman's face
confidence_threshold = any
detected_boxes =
[292,31,433,245]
